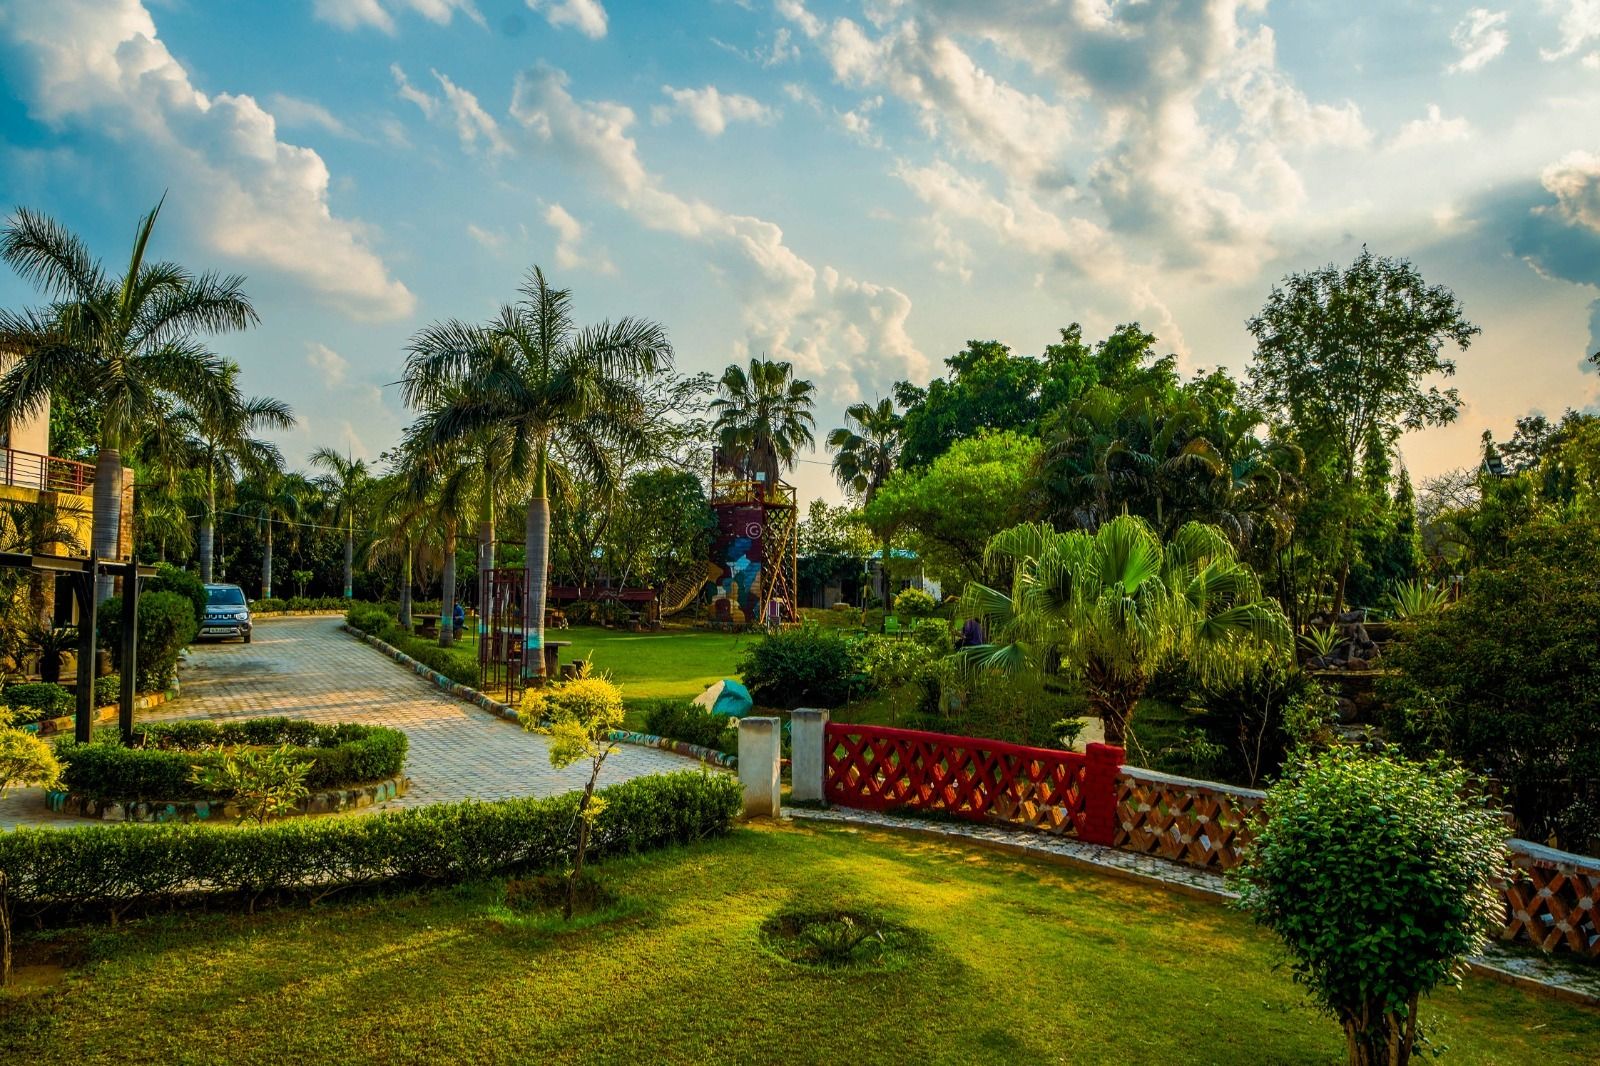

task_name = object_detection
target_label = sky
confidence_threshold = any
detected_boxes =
[2,0,1600,506]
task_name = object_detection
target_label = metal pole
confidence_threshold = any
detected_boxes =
[119,562,138,744]
[73,570,97,744]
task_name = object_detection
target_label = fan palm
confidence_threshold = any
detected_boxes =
[961,515,1291,746]
[711,357,816,484]
[308,449,372,599]
[168,361,294,582]
[0,200,255,602]
[419,266,671,677]
[827,397,902,600]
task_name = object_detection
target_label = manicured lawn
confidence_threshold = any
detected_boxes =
[456,625,752,702]
[4,822,1593,1065]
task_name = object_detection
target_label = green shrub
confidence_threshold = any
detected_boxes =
[257,596,351,613]
[893,587,938,617]
[0,770,741,917]
[3,681,72,722]
[908,619,953,655]
[100,590,198,692]
[1231,749,1510,1063]
[345,605,477,686]
[738,625,863,708]
[147,563,206,628]
[93,674,121,707]
[56,719,407,802]
[640,698,738,753]
[858,635,932,693]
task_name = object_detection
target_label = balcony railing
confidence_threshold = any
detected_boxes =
[0,447,96,495]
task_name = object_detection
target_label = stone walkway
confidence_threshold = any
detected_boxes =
[787,805,1600,1008]
[0,616,705,829]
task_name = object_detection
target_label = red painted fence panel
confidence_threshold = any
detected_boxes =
[823,723,1123,845]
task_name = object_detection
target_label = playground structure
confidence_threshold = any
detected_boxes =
[707,469,798,629]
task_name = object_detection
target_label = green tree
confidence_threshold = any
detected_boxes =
[419,267,671,677]
[1247,248,1478,617]
[1232,749,1509,1066]
[308,449,372,599]
[828,397,902,600]
[865,430,1041,584]
[0,201,255,602]
[235,463,310,599]
[710,358,816,484]
[961,515,1291,746]
[601,468,713,588]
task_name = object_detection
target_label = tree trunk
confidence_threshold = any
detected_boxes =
[91,448,123,604]
[1085,658,1143,748]
[525,492,550,681]
[261,524,273,599]
[399,540,413,630]
[440,518,457,648]
[199,522,214,584]
[567,784,594,922]
[1341,1000,1415,1066]
[342,521,354,599]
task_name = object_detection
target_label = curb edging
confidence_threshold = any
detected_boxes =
[45,775,410,823]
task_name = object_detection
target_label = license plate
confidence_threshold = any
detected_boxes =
[202,627,233,635]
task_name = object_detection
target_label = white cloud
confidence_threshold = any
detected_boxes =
[432,70,510,156]
[526,0,607,39]
[1540,150,1600,233]
[1388,104,1473,152]
[509,64,928,397]
[466,223,507,251]
[305,342,350,387]
[391,63,437,118]
[1450,9,1510,72]
[543,203,614,274]
[267,93,357,139]
[1543,0,1600,62]
[0,0,415,321]
[836,96,882,147]
[712,27,799,67]
[651,85,774,137]
[313,0,484,35]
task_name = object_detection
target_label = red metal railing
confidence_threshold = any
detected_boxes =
[0,447,95,495]
[824,723,1123,844]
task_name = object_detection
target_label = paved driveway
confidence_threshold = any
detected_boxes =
[0,616,706,829]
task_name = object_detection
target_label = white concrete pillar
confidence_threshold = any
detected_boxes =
[737,715,782,819]
[789,708,828,804]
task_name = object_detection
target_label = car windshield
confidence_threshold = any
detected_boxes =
[207,587,246,607]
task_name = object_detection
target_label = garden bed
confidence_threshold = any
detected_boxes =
[21,686,179,738]
[49,718,408,821]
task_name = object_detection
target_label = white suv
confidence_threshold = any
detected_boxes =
[201,584,254,643]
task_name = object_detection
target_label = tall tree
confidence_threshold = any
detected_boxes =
[236,464,310,599]
[0,201,255,601]
[308,449,371,599]
[171,361,294,582]
[1247,248,1478,617]
[828,397,902,601]
[423,267,671,678]
[962,515,1291,747]
[710,357,816,484]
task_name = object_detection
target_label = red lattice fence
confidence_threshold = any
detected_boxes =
[1114,766,1600,959]
[823,723,1122,845]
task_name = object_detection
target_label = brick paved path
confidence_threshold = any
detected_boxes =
[0,616,704,829]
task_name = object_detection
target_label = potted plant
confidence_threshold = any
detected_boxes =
[29,624,76,685]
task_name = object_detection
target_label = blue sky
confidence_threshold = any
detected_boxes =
[3,0,1600,504]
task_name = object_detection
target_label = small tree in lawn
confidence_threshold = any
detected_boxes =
[189,745,312,826]
[1231,749,1509,1066]
[0,704,62,985]
[520,675,625,919]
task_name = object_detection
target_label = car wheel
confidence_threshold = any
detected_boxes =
[244,632,252,644]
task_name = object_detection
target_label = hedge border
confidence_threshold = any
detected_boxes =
[22,686,180,739]
[45,775,408,822]
[341,623,739,769]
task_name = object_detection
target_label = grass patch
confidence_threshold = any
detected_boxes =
[2,823,1594,1065]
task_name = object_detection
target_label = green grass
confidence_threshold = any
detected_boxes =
[455,625,752,703]
[4,823,1594,1065]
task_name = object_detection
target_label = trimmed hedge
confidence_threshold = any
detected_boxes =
[56,718,408,802]
[641,698,738,754]
[738,625,864,708]
[4,680,72,723]
[254,596,355,613]
[345,604,478,687]
[0,770,741,918]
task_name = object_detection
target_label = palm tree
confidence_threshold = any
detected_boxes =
[420,267,671,678]
[827,397,901,602]
[170,361,294,582]
[131,467,194,564]
[710,357,816,484]
[0,201,255,602]
[237,464,310,599]
[961,515,1291,747]
[366,472,435,630]
[393,418,476,647]
[309,449,371,599]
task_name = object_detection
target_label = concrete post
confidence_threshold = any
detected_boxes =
[737,716,782,819]
[789,708,828,804]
